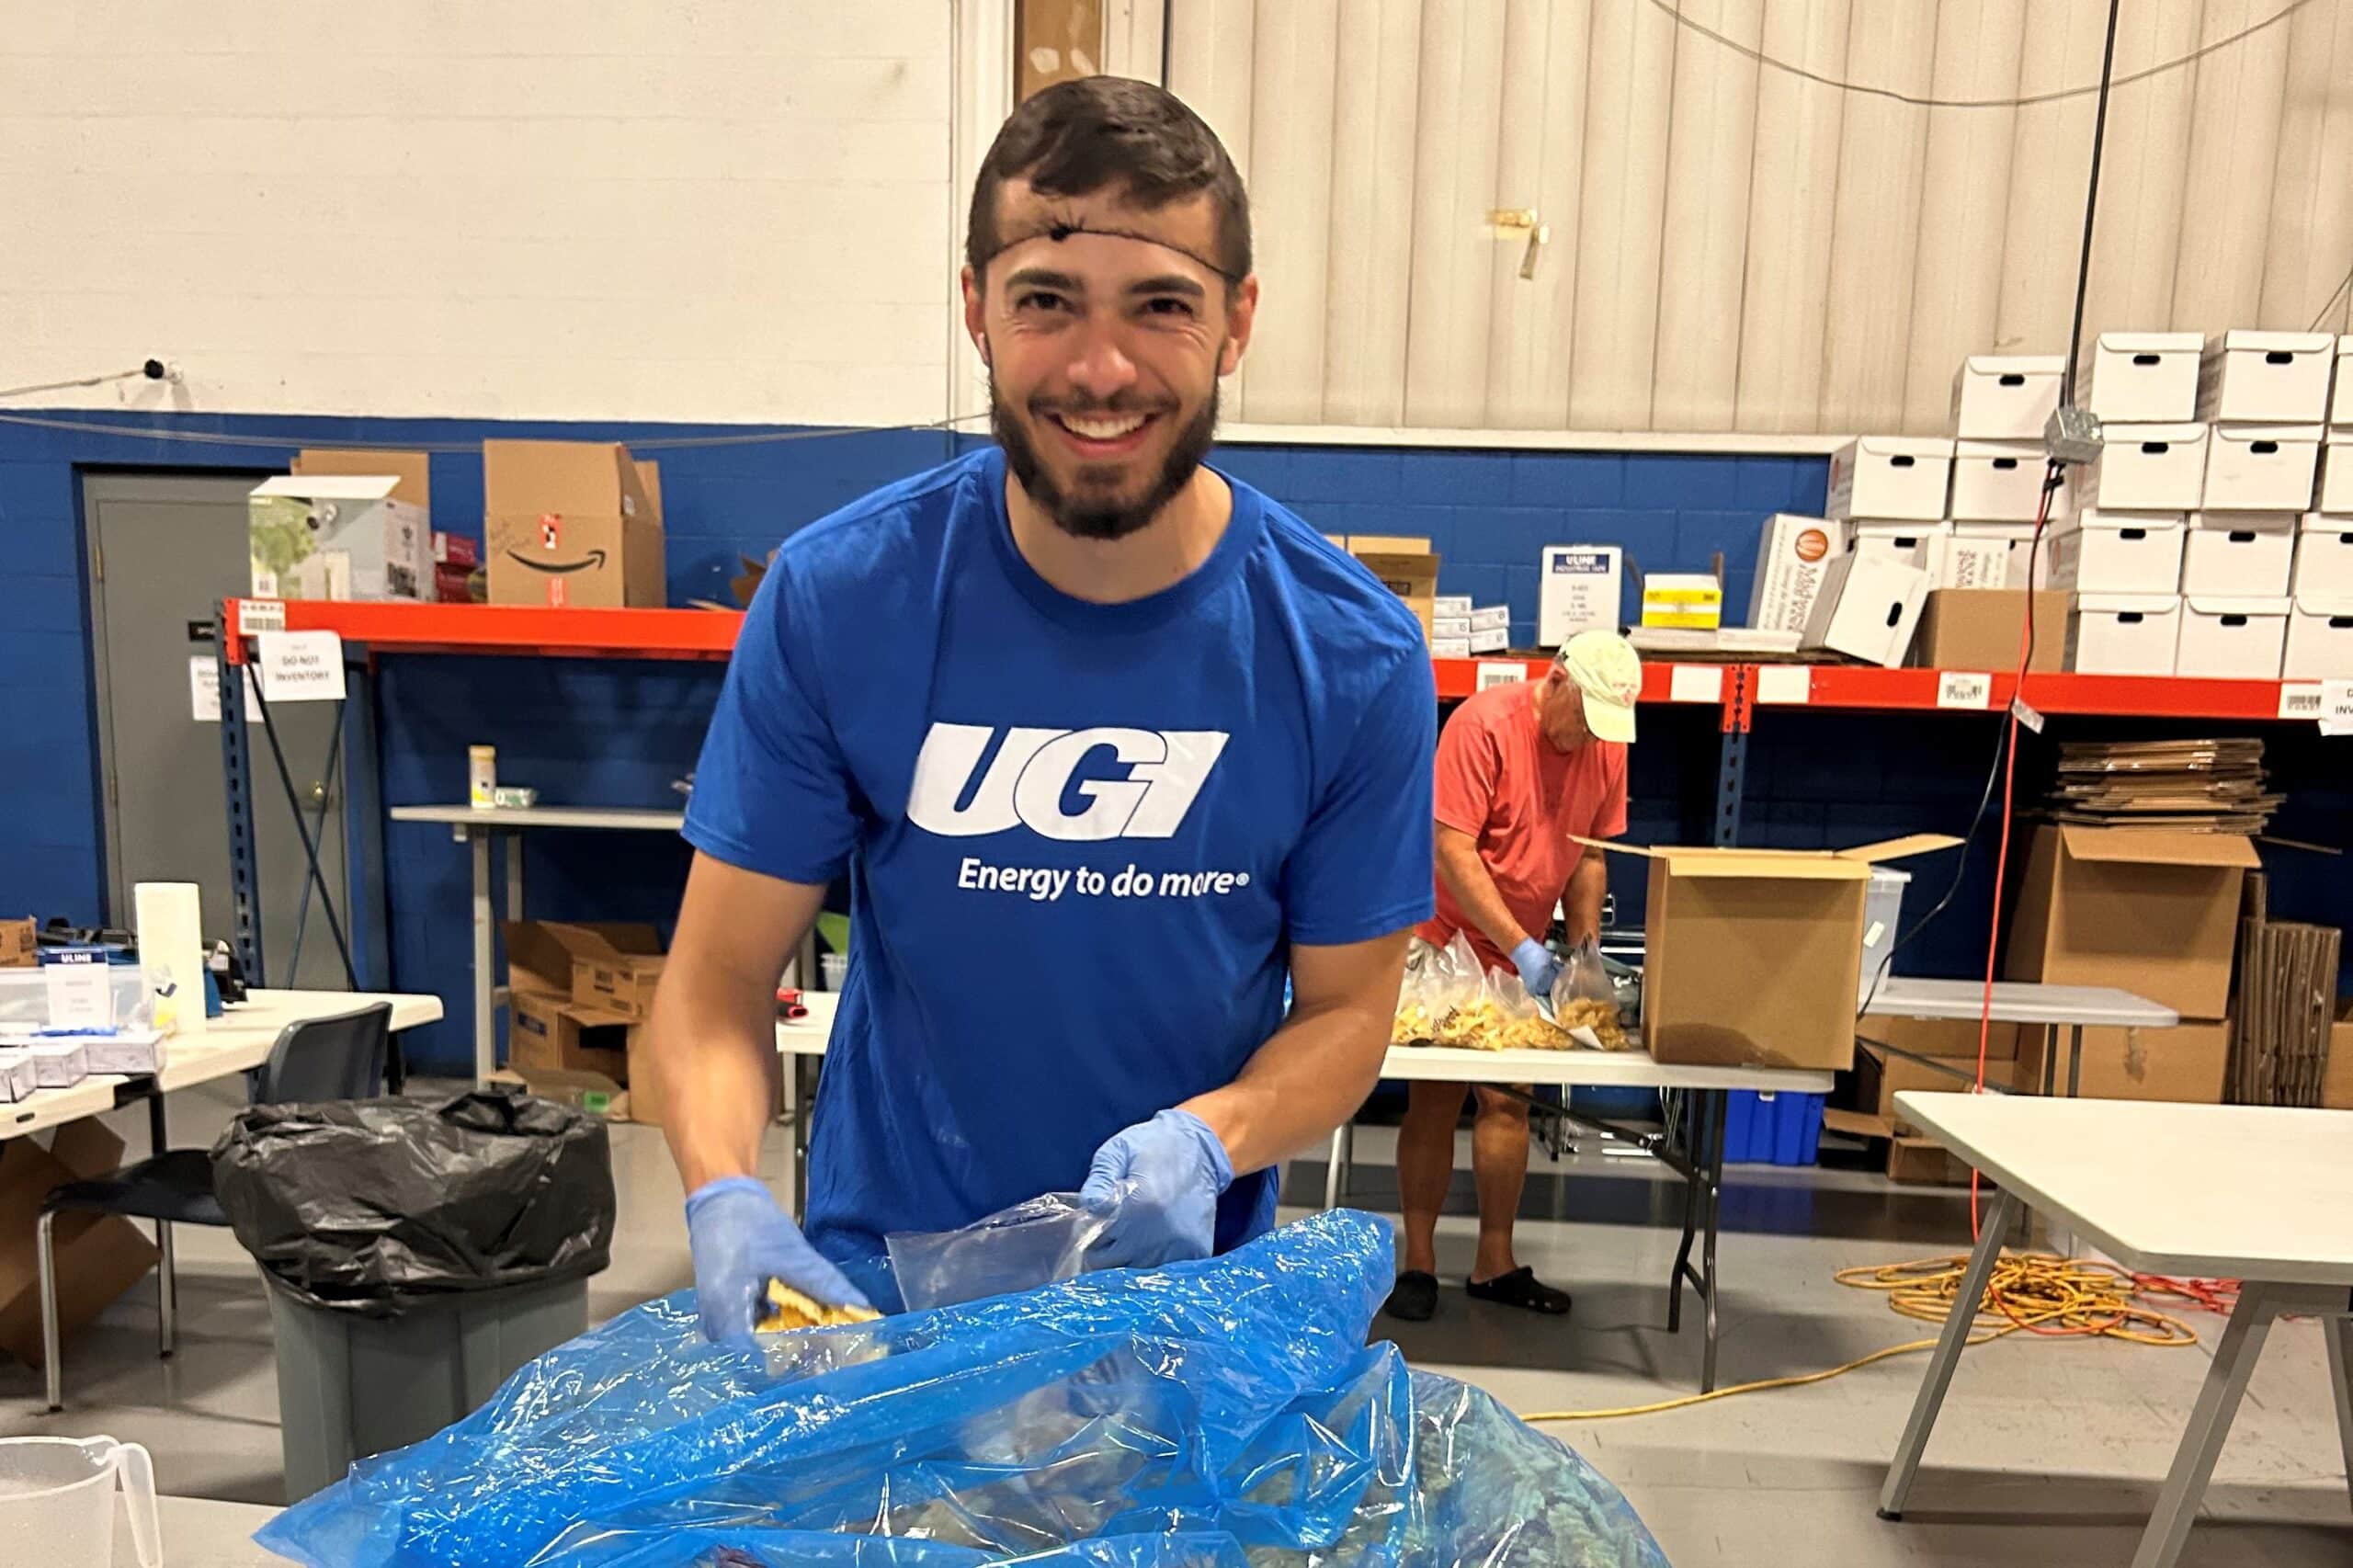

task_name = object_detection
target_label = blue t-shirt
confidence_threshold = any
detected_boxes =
[684,446,1435,1300]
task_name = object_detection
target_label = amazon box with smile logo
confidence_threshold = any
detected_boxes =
[484,440,666,608]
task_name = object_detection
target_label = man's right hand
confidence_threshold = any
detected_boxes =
[683,1176,870,1345]
[1510,937,1561,1007]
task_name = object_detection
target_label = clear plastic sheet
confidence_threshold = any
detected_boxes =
[256,1210,1668,1568]
[885,1192,1108,1312]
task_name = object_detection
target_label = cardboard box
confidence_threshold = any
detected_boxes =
[0,919,33,968]
[1747,516,1847,632]
[2076,424,2208,512]
[2198,330,2336,423]
[1640,573,1722,630]
[2336,335,2353,426]
[1825,437,1953,521]
[1849,521,1951,576]
[2295,513,2353,596]
[1469,604,1510,633]
[2066,593,2181,675]
[2319,436,2353,514]
[1801,551,1930,667]
[2201,425,2323,512]
[1951,521,2046,588]
[1940,534,2018,589]
[1855,1042,1994,1130]
[1909,589,2066,673]
[483,440,666,608]
[1949,441,2063,521]
[1887,1136,1972,1186]
[567,928,666,1020]
[2282,597,2353,678]
[504,916,665,1038]
[2182,514,2294,597]
[489,1065,630,1121]
[1467,625,1509,654]
[1432,594,1473,618]
[508,992,637,1083]
[1951,356,2063,440]
[1538,546,1623,644]
[293,447,430,510]
[2012,1019,2230,1105]
[2325,1017,2353,1110]
[1349,537,1439,641]
[2085,332,2204,424]
[2044,510,2185,594]
[2174,596,2288,678]
[1580,832,1955,1071]
[1430,635,1472,658]
[248,475,431,602]
[1431,616,1472,640]
[1858,1013,2020,1063]
[2004,824,2258,1019]
[0,1122,162,1369]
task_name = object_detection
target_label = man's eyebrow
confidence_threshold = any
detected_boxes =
[1127,274,1207,301]
[1004,267,1083,293]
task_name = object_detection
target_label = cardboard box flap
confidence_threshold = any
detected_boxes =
[1855,437,1955,460]
[2210,424,2323,449]
[2213,330,2332,358]
[2301,513,2353,536]
[483,440,655,521]
[2076,593,2183,614]
[251,473,403,502]
[562,925,665,963]
[1960,355,2063,377]
[1566,835,1942,881]
[295,448,430,508]
[1347,535,1432,554]
[2056,825,2261,869]
[504,920,661,994]
[2099,332,2201,355]
[2182,596,2290,617]
[1835,833,1962,865]
[2059,510,2185,538]
[2291,595,2353,618]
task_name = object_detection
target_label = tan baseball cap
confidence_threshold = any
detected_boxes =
[1560,630,1642,744]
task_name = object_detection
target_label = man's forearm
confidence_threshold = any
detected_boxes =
[1180,994,1391,1178]
[1563,853,1607,946]
[650,970,783,1194]
[1435,830,1531,956]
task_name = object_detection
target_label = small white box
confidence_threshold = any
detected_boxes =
[1467,625,1510,653]
[1951,355,2063,440]
[1539,545,1623,645]
[2174,596,2289,678]
[82,1028,167,1075]
[21,1039,89,1088]
[2293,513,2353,596]
[1430,635,1472,659]
[1746,515,1848,633]
[1431,616,1472,639]
[2199,331,2336,423]
[2085,332,2204,424]
[2183,513,2295,597]
[1431,595,1473,618]
[1951,521,2047,588]
[2319,435,2353,513]
[2283,597,2353,679]
[248,474,432,602]
[0,1051,33,1103]
[1850,521,1952,577]
[1825,437,1953,521]
[1468,604,1510,633]
[1800,552,1931,667]
[2067,594,2181,675]
[2201,424,2323,511]
[1948,440,2066,521]
[2076,423,2207,511]
[2335,336,2352,426]
[2044,510,2185,594]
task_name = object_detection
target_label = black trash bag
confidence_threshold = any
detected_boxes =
[210,1091,616,1317]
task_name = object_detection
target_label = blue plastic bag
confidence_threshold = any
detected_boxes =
[257,1210,1667,1568]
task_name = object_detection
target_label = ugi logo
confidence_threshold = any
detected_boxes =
[908,723,1229,841]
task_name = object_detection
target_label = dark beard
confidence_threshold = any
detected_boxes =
[992,375,1220,542]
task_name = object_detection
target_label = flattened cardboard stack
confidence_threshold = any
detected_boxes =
[2227,873,2340,1108]
[2040,738,2279,835]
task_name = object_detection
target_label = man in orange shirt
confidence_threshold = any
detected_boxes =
[1386,630,1640,1322]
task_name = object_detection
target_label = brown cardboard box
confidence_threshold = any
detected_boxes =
[0,918,35,967]
[0,1122,162,1368]
[1858,1013,2019,1062]
[490,1065,631,1121]
[565,927,666,1020]
[1887,1136,1972,1185]
[1909,589,2068,673]
[504,920,665,1067]
[1348,536,1440,642]
[2321,1017,2353,1110]
[294,447,431,510]
[1855,1043,1993,1129]
[2003,825,2258,1019]
[483,440,665,608]
[508,991,636,1083]
[1580,833,1959,1070]
[2012,1019,2230,1103]
[505,921,656,998]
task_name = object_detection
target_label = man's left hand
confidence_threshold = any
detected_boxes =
[1078,1108,1234,1269]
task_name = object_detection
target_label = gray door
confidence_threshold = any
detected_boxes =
[85,472,354,989]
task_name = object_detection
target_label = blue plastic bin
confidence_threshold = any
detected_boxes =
[1721,1089,1824,1165]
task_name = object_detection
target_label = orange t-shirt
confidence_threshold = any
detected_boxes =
[1415,682,1628,972]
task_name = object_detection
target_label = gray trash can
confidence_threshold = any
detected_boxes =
[267,1274,589,1502]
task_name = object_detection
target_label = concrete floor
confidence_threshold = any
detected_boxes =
[6,1080,2348,1567]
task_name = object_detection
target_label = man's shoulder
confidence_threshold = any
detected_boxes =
[1235,479,1428,666]
[769,447,991,586]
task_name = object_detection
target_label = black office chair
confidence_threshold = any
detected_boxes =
[35,1001,392,1411]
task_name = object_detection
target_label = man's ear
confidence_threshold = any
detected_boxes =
[1217,274,1259,378]
[960,265,990,365]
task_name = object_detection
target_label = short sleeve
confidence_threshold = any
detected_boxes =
[1430,697,1500,838]
[1285,654,1438,946]
[1591,744,1630,840]
[681,560,862,884]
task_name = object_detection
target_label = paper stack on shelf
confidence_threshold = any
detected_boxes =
[2039,737,2279,835]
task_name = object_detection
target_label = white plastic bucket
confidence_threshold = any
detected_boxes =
[0,1435,162,1568]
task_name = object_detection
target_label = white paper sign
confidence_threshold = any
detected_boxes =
[2322,679,2353,737]
[1755,665,1812,705]
[42,949,113,1029]
[1668,665,1722,704]
[1937,671,1993,710]
[1475,661,1528,692]
[2009,696,2045,733]
[238,597,286,633]
[188,655,262,722]
[256,631,347,703]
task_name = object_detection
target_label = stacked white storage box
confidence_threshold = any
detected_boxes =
[1947,357,2067,589]
[2291,335,2353,677]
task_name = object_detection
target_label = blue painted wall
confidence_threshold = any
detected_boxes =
[3,410,2344,1072]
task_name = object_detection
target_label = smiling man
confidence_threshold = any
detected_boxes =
[648,76,1437,1339]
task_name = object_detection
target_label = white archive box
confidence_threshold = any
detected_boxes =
[1431,635,1472,659]
[2084,333,2203,424]
[1431,595,1473,619]
[2294,513,2353,596]
[2282,597,2353,679]
[1951,521,2046,588]
[2198,331,2336,424]
[1431,616,1472,640]
[2043,510,2184,594]
[2183,514,2295,597]
[1467,625,1509,654]
[1849,521,1951,576]
[1538,546,1623,645]
[1940,534,2016,589]
[1800,551,1931,667]
[2075,424,2206,511]
[1951,356,2063,440]
[1949,440,2066,521]
[2201,425,2322,511]
[1747,515,1847,632]
[2066,595,2181,675]
[2336,335,2352,426]
[1468,605,1510,633]
[2320,435,2353,514]
[1825,437,1953,521]
[2174,597,2289,678]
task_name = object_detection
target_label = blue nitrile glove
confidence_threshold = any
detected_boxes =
[1077,1108,1235,1270]
[1511,937,1562,1007]
[683,1176,870,1346]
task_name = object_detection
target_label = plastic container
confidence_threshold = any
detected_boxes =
[0,968,150,1029]
[1857,866,1912,1006]
[0,1435,161,1568]
[1722,1090,1825,1165]
[819,952,847,991]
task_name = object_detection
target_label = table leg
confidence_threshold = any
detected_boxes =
[505,831,524,921]
[2325,1309,2353,1515]
[1323,1126,1345,1210]
[1699,1089,1726,1395]
[146,1087,175,1358]
[791,1054,813,1220]
[1879,1185,2020,1519]
[1667,1090,1705,1335]
[2066,1023,2084,1099]
[471,829,494,1087]
[2131,1282,2290,1568]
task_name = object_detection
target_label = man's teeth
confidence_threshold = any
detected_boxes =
[1058,413,1147,439]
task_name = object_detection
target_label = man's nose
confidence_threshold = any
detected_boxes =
[1063,319,1139,402]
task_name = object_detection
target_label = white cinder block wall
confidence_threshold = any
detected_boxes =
[3,3,958,426]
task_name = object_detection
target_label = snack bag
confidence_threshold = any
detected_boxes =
[1490,970,1574,1051]
[1392,940,1437,1045]
[1430,932,1501,1049]
[1554,936,1632,1050]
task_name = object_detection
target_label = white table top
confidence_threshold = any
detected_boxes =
[391,803,685,831]
[1867,977,2176,1029]
[1895,1092,2353,1285]
[127,1496,281,1566]
[0,989,443,1142]
[780,992,1831,1092]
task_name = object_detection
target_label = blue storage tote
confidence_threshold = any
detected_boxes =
[1721,1089,1824,1165]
